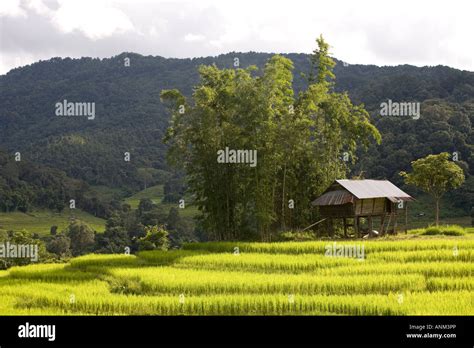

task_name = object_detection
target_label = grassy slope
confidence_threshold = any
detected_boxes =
[124,184,199,218]
[0,184,199,236]
[87,185,128,201]
[124,185,165,208]
[0,209,106,235]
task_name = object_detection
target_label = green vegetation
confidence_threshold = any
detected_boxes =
[0,33,471,322]
[0,236,472,315]
[124,185,165,209]
[1,40,472,238]
[162,37,381,240]
[2,53,472,197]
[123,184,199,218]
[407,193,470,228]
[422,225,466,236]
[401,153,465,225]
[0,209,105,235]
[182,237,474,254]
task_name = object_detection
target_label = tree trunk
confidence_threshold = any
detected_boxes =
[281,165,286,230]
[405,202,408,234]
[435,197,440,226]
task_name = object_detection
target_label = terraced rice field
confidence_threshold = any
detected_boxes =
[0,237,472,315]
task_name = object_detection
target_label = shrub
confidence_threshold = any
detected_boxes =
[407,228,425,235]
[278,231,316,241]
[422,225,465,236]
[423,227,442,235]
[441,226,466,236]
[137,225,170,251]
[66,220,95,256]
[46,234,71,258]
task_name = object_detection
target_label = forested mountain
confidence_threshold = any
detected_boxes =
[0,52,473,214]
[0,148,124,217]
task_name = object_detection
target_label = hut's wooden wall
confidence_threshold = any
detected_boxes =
[318,198,394,218]
[319,203,354,217]
[354,198,387,216]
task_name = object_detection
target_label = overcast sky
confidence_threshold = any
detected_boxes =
[0,0,473,75]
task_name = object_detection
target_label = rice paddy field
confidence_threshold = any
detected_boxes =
[0,235,472,315]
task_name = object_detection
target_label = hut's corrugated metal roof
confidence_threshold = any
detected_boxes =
[312,179,414,206]
[312,190,354,206]
[336,179,413,200]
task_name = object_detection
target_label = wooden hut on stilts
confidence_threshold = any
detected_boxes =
[311,179,414,237]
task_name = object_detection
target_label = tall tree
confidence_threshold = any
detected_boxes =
[65,220,95,256]
[162,36,380,240]
[400,152,465,225]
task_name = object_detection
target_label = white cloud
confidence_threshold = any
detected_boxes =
[0,0,27,18]
[51,0,135,40]
[0,0,473,74]
[184,33,206,42]
[0,51,36,73]
[24,0,53,16]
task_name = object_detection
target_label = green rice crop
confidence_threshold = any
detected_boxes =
[69,254,139,269]
[0,237,473,315]
[172,252,360,273]
[182,239,474,254]
[109,267,427,295]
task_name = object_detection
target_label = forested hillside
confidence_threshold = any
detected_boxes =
[0,52,473,216]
